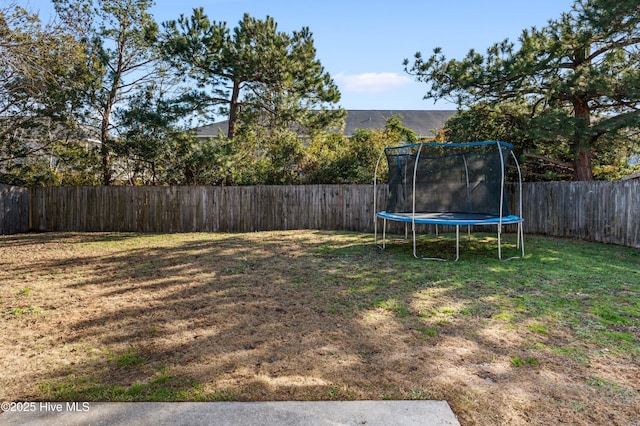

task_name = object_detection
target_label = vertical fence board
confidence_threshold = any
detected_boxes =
[0,184,30,234]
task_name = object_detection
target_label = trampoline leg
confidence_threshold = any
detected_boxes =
[497,225,502,260]
[412,221,418,259]
[382,219,387,249]
[519,222,525,258]
[375,217,387,250]
[374,215,378,246]
[455,225,460,261]
[499,223,525,261]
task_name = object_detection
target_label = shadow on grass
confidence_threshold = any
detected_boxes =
[1,231,638,425]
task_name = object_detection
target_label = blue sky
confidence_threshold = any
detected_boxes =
[31,0,576,111]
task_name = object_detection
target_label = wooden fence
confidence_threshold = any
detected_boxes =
[0,184,30,235]
[1,182,639,248]
[29,185,375,234]
[520,181,639,248]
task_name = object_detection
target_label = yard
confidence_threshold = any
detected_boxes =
[1,231,638,425]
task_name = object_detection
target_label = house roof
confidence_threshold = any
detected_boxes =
[339,110,455,137]
[195,122,228,139]
[195,109,456,139]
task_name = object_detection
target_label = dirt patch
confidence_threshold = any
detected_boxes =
[1,231,638,425]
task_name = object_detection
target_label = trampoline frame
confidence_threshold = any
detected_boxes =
[373,141,525,261]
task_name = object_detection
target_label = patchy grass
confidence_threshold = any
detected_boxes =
[0,231,638,425]
[113,348,146,368]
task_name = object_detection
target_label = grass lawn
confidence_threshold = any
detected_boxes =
[1,230,638,425]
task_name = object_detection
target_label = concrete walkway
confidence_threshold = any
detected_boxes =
[1,401,460,425]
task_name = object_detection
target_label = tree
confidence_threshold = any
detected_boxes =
[383,115,418,144]
[161,10,344,139]
[54,0,160,185]
[443,102,640,180]
[0,3,99,185]
[405,0,640,181]
[303,117,412,184]
[442,103,566,180]
[113,82,186,185]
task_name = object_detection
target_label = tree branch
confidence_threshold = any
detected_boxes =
[524,152,574,169]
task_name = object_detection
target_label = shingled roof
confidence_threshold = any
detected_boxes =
[339,110,455,137]
[195,109,456,139]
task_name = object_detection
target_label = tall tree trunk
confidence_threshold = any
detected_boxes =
[101,35,127,186]
[573,147,593,181]
[227,81,241,139]
[100,108,112,186]
[100,71,121,185]
[572,100,594,181]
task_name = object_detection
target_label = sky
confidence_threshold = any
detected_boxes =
[29,0,577,111]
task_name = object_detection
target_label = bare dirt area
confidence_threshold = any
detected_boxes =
[1,231,638,425]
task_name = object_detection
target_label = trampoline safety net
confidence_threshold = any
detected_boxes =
[384,141,513,217]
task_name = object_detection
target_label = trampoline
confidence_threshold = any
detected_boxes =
[373,141,524,260]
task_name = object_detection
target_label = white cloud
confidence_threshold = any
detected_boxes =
[334,72,412,93]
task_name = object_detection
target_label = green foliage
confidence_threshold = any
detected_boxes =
[167,114,413,186]
[5,2,639,186]
[112,83,203,185]
[259,131,306,185]
[0,4,100,186]
[54,0,160,185]
[302,117,411,184]
[161,11,344,139]
[445,103,640,181]
[0,138,102,187]
[384,115,417,144]
[444,103,573,180]
[303,130,381,184]
[406,0,640,181]
[2,5,394,187]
